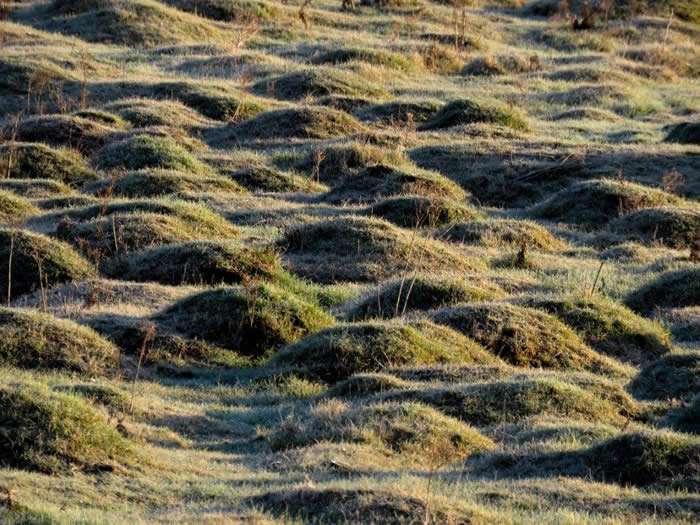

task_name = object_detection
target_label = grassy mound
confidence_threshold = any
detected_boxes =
[438,219,564,250]
[0,190,38,223]
[231,166,326,193]
[270,320,501,382]
[345,275,504,321]
[300,142,406,184]
[12,115,114,153]
[384,376,631,426]
[246,488,490,524]
[524,296,672,365]
[365,196,480,228]
[164,0,279,21]
[103,240,281,286]
[357,100,442,125]
[0,142,97,186]
[104,97,210,128]
[37,196,99,210]
[431,302,632,377]
[604,206,700,249]
[0,308,118,375]
[57,211,237,259]
[87,169,244,198]
[75,109,128,128]
[325,373,411,398]
[311,48,416,72]
[664,395,700,434]
[626,267,700,314]
[462,54,541,76]
[0,179,72,198]
[0,379,131,473]
[0,229,95,299]
[326,164,467,204]
[45,0,222,46]
[253,69,388,101]
[97,135,212,174]
[271,400,495,462]
[628,353,700,401]
[529,179,682,229]
[665,122,700,144]
[229,107,363,140]
[157,283,334,357]
[585,431,700,489]
[279,216,484,283]
[419,99,529,132]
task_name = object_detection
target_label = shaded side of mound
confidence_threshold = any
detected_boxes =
[270,400,495,464]
[0,308,118,375]
[603,207,700,249]
[104,241,281,286]
[524,296,672,365]
[419,99,529,132]
[0,142,97,186]
[11,115,115,154]
[156,284,335,357]
[97,135,212,174]
[325,164,467,204]
[382,377,631,426]
[367,196,480,228]
[438,219,564,250]
[0,379,130,473]
[628,353,700,401]
[270,320,502,382]
[230,166,326,193]
[431,303,632,377]
[665,122,700,144]
[529,179,682,229]
[0,229,95,299]
[626,267,700,314]
[246,488,494,524]
[279,216,484,283]
[345,275,504,321]
[252,69,388,102]
[229,107,363,140]
[86,169,245,198]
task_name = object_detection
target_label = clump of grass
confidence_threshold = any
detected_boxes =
[12,115,115,154]
[271,400,496,464]
[665,121,700,144]
[312,47,417,72]
[97,135,213,175]
[253,69,388,101]
[626,267,700,314]
[104,97,211,128]
[663,395,700,435]
[536,28,614,52]
[278,216,485,283]
[0,179,72,198]
[438,219,564,250]
[529,179,682,229]
[382,376,632,426]
[419,99,529,132]
[37,195,99,210]
[86,169,245,198]
[365,196,480,228]
[229,107,363,140]
[325,164,467,204]
[0,378,131,473]
[157,283,335,357]
[270,319,501,382]
[74,109,128,128]
[0,308,118,375]
[524,296,672,365]
[462,54,541,76]
[603,206,700,249]
[585,431,700,489]
[628,352,700,401]
[231,166,326,193]
[59,383,131,414]
[356,99,442,124]
[431,302,632,377]
[0,229,95,299]
[0,142,97,186]
[0,190,38,223]
[325,373,411,398]
[345,275,504,321]
[104,240,281,286]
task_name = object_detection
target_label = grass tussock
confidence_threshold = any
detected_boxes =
[365,196,481,228]
[629,352,700,401]
[665,121,700,144]
[231,166,326,193]
[0,190,38,224]
[419,99,529,132]
[438,219,564,250]
[626,267,700,314]
[603,206,700,249]
[253,69,389,102]
[229,107,363,140]
[0,143,97,186]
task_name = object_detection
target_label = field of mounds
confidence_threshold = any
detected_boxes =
[0,0,698,523]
